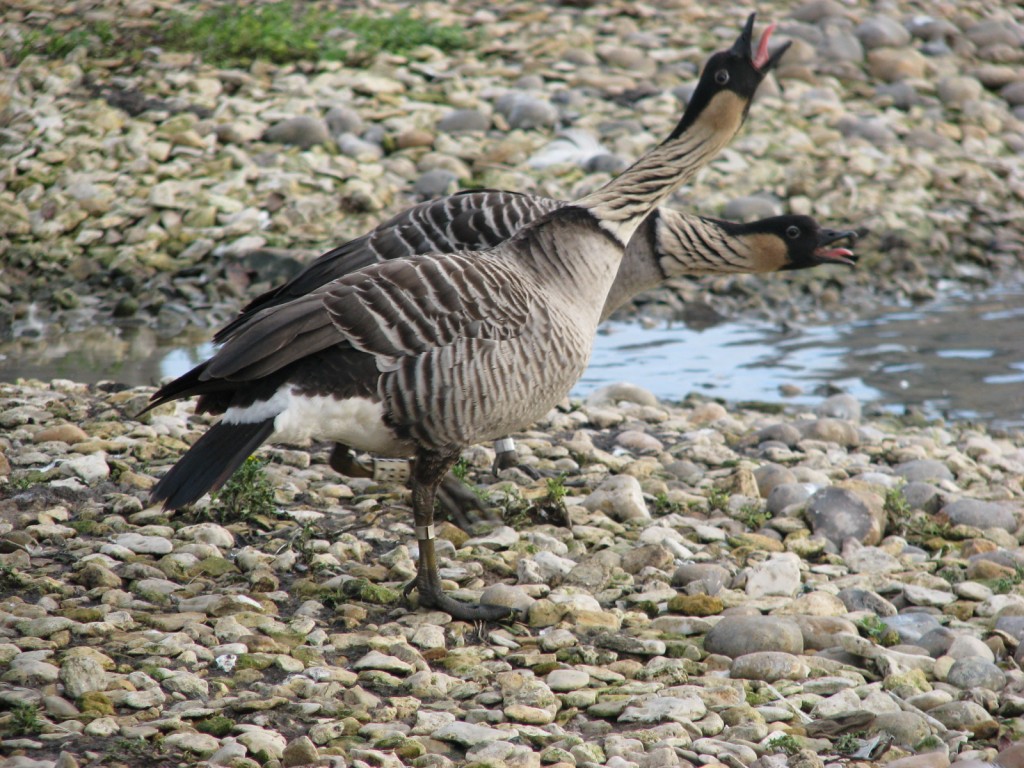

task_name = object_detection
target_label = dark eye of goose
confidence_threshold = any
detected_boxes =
[786,225,801,239]
[714,69,730,85]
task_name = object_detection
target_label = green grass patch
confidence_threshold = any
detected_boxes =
[209,456,276,523]
[162,2,469,66]
[4,703,44,736]
[5,20,119,64]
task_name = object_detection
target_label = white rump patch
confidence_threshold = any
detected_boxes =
[222,387,405,456]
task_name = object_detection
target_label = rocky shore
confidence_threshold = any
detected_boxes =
[2,1,1024,766]
[2,379,1024,768]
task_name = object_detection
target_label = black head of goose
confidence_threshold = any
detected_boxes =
[145,14,786,622]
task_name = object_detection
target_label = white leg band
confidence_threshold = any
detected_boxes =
[494,437,516,455]
[415,524,435,541]
[372,458,412,484]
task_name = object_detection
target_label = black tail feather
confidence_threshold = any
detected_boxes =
[151,419,276,509]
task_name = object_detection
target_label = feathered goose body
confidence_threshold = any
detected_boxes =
[148,15,790,619]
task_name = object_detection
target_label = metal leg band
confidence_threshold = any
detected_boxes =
[494,437,516,455]
[415,524,435,541]
[372,458,412,484]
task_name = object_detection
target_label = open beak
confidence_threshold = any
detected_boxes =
[731,13,791,72]
[813,229,858,266]
[730,13,757,61]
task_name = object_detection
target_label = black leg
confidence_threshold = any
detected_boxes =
[409,448,512,622]
[437,474,497,528]
[329,444,371,478]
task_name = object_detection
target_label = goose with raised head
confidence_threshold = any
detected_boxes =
[222,205,857,495]
[146,14,789,620]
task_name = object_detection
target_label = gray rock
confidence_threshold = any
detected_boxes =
[872,711,931,748]
[938,76,983,107]
[433,721,512,747]
[704,616,804,658]
[940,499,1018,532]
[903,583,956,607]
[283,735,320,767]
[163,732,220,756]
[621,543,673,575]
[237,727,287,762]
[766,483,814,515]
[789,615,859,651]
[438,109,491,133]
[519,550,575,584]
[495,93,559,130]
[880,612,943,643]
[619,694,705,723]
[583,154,628,174]
[262,116,330,149]
[820,26,864,61]
[946,657,1006,692]
[17,617,74,638]
[916,627,957,657]
[754,423,802,447]
[731,651,809,682]
[547,669,590,692]
[337,133,384,161]
[586,382,658,407]
[895,460,954,483]
[901,482,943,512]
[947,634,995,662]
[994,615,1024,638]
[927,700,997,732]
[583,475,649,521]
[4,659,61,685]
[413,169,459,199]
[800,418,860,447]
[721,195,783,222]
[596,634,666,656]
[806,487,882,546]
[60,656,108,698]
[753,464,797,498]
[61,453,110,484]
[745,552,802,597]
[324,106,364,137]
[965,20,1024,49]
[816,394,862,423]
[479,584,536,615]
[875,81,924,110]
[353,650,415,675]
[837,587,897,616]
[1001,81,1024,107]
[856,16,912,49]
[112,532,173,555]
[790,0,847,23]
[836,115,899,147]
[672,563,730,595]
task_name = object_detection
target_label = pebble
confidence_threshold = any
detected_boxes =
[704,616,804,657]
[582,475,650,521]
[438,109,491,133]
[805,487,883,546]
[940,499,1018,532]
[261,115,330,148]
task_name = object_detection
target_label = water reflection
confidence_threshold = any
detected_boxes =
[581,286,1024,429]
[2,286,1023,430]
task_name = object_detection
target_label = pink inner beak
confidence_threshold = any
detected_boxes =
[753,22,776,70]
[816,246,856,264]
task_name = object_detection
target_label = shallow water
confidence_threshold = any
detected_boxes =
[2,285,1023,430]
[582,285,1024,429]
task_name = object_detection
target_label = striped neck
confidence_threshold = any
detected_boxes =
[577,90,747,245]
